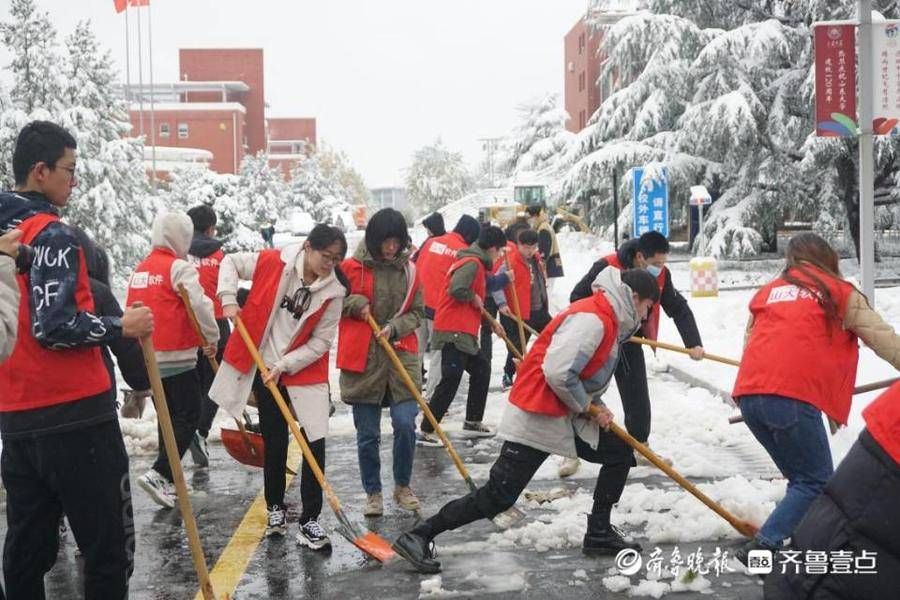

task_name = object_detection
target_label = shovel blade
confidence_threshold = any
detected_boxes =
[221,428,265,468]
[491,505,526,529]
[335,521,396,563]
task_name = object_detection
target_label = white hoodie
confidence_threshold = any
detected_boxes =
[147,211,219,369]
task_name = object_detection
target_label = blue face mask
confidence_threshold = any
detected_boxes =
[646,264,663,277]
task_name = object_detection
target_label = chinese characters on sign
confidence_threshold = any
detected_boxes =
[872,21,900,133]
[814,24,858,137]
[631,166,668,238]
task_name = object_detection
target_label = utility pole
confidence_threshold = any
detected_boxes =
[478,137,502,188]
[858,0,876,301]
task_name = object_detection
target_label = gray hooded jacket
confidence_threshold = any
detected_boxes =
[497,267,641,457]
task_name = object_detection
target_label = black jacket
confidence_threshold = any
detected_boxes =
[765,430,900,599]
[569,242,702,348]
[189,232,223,259]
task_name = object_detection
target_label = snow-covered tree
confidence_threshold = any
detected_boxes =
[0,0,65,114]
[503,93,574,176]
[406,138,472,215]
[558,0,900,258]
[56,21,152,283]
[238,151,289,227]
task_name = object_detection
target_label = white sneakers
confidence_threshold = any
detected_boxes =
[138,469,177,509]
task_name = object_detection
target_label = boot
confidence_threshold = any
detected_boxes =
[393,531,441,574]
[582,513,642,556]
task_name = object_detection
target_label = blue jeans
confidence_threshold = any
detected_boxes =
[739,394,834,547]
[351,400,418,494]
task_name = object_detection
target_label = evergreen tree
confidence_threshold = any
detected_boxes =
[559,0,900,258]
[405,138,472,215]
[503,93,574,177]
[0,0,64,114]
[57,21,151,284]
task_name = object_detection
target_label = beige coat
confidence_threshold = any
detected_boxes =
[0,255,18,361]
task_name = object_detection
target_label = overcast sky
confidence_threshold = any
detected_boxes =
[0,0,589,187]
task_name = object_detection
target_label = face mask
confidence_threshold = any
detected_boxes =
[646,264,663,277]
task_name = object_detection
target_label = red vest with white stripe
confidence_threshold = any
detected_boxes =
[509,292,619,417]
[336,256,419,373]
[126,248,197,351]
[190,249,225,319]
[863,382,900,465]
[222,249,331,385]
[604,252,665,340]
[0,213,111,412]
[433,256,486,338]
[416,232,467,311]
[732,266,858,424]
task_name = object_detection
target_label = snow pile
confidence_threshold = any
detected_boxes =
[417,572,527,598]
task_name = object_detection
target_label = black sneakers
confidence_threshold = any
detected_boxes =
[393,532,442,574]
[297,520,331,551]
[266,505,287,537]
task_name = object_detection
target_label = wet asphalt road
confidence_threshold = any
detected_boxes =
[2,397,765,599]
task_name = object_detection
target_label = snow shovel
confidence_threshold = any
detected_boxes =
[135,305,218,600]
[503,253,528,356]
[366,314,526,529]
[728,376,900,426]
[177,284,264,469]
[587,404,759,538]
[629,336,741,367]
[233,315,395,563]
[481,308,524,361]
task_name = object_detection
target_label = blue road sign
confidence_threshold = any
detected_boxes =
[632,166,669,238]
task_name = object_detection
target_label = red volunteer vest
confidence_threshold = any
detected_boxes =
[732,267,858,424]
[495,242,541,322]
[221,249,331,385]
[0,213,111,412]
[433,256,486,337]
[126,248,197,352]
[336,256,419,373]
[415,232,467,311]
[190,249,225,319]
[604,253,665,340]
[509,293,619,417]
[863,382,900,465]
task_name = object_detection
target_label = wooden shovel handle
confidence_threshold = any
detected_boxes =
[233,316,346,513]
[177,284,257,458]
[588,405,758,538]
[136,312,216,599]
[504,253,527,355]
[366,315,477,491]
[629,336,741,367]
[481,308,523,361]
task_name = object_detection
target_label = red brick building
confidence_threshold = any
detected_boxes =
[128,48,316,178]
[563,9,635,133]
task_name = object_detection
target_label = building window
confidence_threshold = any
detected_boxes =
[579,110,586,130]
[159,123,170,138]
[578,71,585,92]
[578,33,585,54]
[178,123,189,139]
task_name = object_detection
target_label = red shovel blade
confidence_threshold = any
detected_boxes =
[351,530,396,563]
[221,428,265,468]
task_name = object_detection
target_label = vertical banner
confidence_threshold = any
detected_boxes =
[814,24,858,137]
[632,165,668,238]
[872,21,900,135]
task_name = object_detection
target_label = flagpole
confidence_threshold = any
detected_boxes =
[147,1,157,188]
[136,0,145,138]
[124,4,132,104]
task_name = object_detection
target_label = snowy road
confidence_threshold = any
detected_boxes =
[7,230,899,598]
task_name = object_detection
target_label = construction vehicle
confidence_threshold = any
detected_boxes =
[477,179,589,233]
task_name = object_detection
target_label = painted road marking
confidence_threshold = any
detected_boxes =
[195,442,300,600]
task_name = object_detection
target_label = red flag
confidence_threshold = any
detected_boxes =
[114,0,127,12]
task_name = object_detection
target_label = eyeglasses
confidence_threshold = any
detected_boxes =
[53,164,77,179]
[280,286,312,320]
[317,251,342,266]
